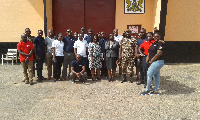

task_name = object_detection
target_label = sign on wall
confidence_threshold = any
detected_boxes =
[124,0,145,14]
[127,25,141,39]
[129,25,139,33]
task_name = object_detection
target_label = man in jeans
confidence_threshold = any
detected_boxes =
[62,29,76,80]
[33,30,46,82]
[17,33,34,85]
[45,29,54,80]
[135,28,147,85]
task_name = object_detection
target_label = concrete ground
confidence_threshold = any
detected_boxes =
[0,63,199,120]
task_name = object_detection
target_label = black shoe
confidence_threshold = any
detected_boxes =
[37,78,43,83]
[96,77,101,80]
[82,79,85,83]
[25,80,29,84]
[72,80,75,83]
[30,81,34,85]
[121,74,127,83]
[92,77,96,81]
[108,77,112,82]
[129,76,133,83]
[137,82,145,85]
[53,79,57,82]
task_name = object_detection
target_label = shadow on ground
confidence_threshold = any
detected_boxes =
[159,76,195,95]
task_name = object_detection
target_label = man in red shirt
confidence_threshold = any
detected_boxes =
[17,33,34,85]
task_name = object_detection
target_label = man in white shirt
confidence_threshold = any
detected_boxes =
[45,29,54,80]
[113,29,123,43]
[113,29,123,76]
[74,33,88,65]
[80,27,88,39]
[52,33,64,81]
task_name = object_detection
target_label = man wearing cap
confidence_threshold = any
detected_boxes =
[62,29,77,80]
[17,33,34,85]
[119,30,137,83]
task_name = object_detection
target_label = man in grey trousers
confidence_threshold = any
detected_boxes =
[62,29,77,80]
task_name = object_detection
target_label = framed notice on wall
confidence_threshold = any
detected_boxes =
[127,25,141,39]
[124,0,145,14]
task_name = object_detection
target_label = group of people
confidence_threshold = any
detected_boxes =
[17,27,164,95]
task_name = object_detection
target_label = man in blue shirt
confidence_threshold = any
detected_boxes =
[84,29,93,78]
[99,31,108,78]
[84,29,93,44]
[62,29,77,80]
[70,54,87,83]
[135,28,148,86]
[33,30,46,82]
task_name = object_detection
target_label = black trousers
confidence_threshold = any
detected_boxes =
[138,57,144,82]
[36,56,45,78]
[101,59,108,77]
[53,56,64,79]
[86,59,91,77]
[142,56,149,84]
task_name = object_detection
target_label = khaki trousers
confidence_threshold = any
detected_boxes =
[46,54,53,77]
[69,72,87,80]
[21,61,33,81]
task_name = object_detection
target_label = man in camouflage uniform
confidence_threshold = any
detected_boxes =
[119,30,137,83]
[25,28,36,78]
[25,28,35,42]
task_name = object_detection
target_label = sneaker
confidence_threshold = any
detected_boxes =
[140,91,150,95]
[82,80,85,84]
[72,80,75,83]
[149,91,159,95]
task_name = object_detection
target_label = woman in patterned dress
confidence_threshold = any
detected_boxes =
[88,34,102,81]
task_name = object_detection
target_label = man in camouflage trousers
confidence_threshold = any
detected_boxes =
[119,30,137,83]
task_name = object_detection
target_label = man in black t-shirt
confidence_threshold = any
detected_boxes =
[70,54,87,83]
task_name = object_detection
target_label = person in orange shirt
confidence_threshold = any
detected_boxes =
[17,33,34,85]
[139,32,155,87]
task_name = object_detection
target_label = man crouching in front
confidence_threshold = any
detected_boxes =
[70,54,87,83]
